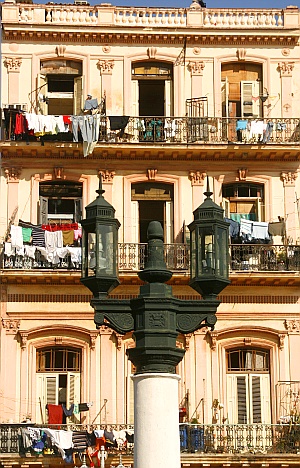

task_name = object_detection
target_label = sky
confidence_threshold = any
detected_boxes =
[40,0,299,10]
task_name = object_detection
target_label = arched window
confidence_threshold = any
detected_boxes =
[222,182,264,222]
[36,347,81,423]
[226,347,271,424]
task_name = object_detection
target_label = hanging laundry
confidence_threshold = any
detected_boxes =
[46,404,63,425]
[108,116,130,137]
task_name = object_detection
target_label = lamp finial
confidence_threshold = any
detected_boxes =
[203,175,213,199]
[96,172,105,197]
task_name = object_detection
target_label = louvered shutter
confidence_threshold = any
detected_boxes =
[255,198,262,222]
[165,201,174,243]
[67,372,81,423]
[260,375,271,424]
[74,76,83,115]
[221,78,229,118]
[39,196,48,224]
[251,376,262,423]
[46,375,58,405]
[241,81,262,118]
[237,375,248,424]
[164,80,172,117]
[226,374,238,424]
[222,198,230,218]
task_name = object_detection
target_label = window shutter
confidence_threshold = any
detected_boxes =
[36,375,46,424]
[251,376,262,423]
[237,375,247,424]
[222,198,230,218]
[260,375,271,424]
[255,198,262,222]
[39,196,48,225]
[226,374,238,424]
[165,201,174,243]
[241,81,262,118]
[46,375,58,405]
[74,198,82,223]
[74,76,83,115]
[164,80,172,117]
[221,78,229,118]
[131,79,139,117]
[37,74,48,115]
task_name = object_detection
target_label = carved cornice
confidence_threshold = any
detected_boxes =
[280,171,298,186]
[97,59,115,74]
[98,169,115,183]
[284,319,300,333]
[278,61,294,77]
[188,60,205,76]
[1,318,20,334]
[3,166,22,181]
[189,171,206,186]
[4,57,22,72]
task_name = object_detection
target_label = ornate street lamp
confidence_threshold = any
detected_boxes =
[80,176,230,468]
[188,179,230,299]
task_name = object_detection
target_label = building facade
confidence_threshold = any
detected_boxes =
[0,0,300,466]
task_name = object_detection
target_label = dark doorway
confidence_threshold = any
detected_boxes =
[139,80,165,116]
[139,200,164,243]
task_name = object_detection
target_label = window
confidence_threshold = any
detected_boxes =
[226,348,271,424]
[38,59,83,115]
[36,347,81,423]
[222,182,264,222]
[131,182,174,243]
[39,181,82,225]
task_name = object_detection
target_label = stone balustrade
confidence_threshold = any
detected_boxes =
[2,2,298,29]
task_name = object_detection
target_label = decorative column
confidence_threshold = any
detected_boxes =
[97,59,115,114]
[278,62,294,117]
[3,166,22,223]
[4,57,22,104]
[188,170,206,210]
[280,171,298,242]
[188,61,205,99]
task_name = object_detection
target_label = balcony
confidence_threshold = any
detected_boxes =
[3,116,300,146]
[1,243,300,273]
[0,423,299,458]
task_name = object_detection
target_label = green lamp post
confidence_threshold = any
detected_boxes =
[80,175,230,468]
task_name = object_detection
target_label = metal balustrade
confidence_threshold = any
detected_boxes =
[1,243,300,272]
[3,116,300,145]
[0,423,299,455]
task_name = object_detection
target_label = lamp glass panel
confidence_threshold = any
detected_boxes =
[97,225,116,276]
[190,229,196,278]
[87,232,96,276]
[198,227,215,275]
[216,226,228,278]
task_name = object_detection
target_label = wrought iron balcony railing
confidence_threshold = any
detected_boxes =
[1,243,300,273]
[0,423,299,455]
[3,116,300,145]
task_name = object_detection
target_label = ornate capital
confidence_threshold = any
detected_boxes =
[97,59,115,74]
[188,61,205,76]
[238,167,248,181]
[89,331,99,350]
[280,171,298,186]
[3,166,22,181]
[208,331,218,351]
[55,45,66,57]
[113,332,123,350]
[53,167,64,180]
[189,170,206,186]
[98,169,115,183]
[4,57,22,72]
[278,61,294,77]
[2,318,20,335]
[185,333,193,350]
[285,319,300,333]
[147,168,157,181]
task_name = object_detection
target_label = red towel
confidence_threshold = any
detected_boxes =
[47,404,63,425]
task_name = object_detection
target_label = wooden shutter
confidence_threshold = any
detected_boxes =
[67,372,81,423]
[241,81,262,118]
[74,198,82,223]
[165,201,174,243]
[226,374,238,424]
[237,375,248,424]
[39,196,48,225]
[36,375,46,424]
[222,198,230,218]
[260,375,271,424]
[37,74,48,115]
[46,375,58,405]
[74,76,83,115]
[251,376,262,423]
[221,79,229,118]
[164,80,172,117]
[255,198,262,222]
